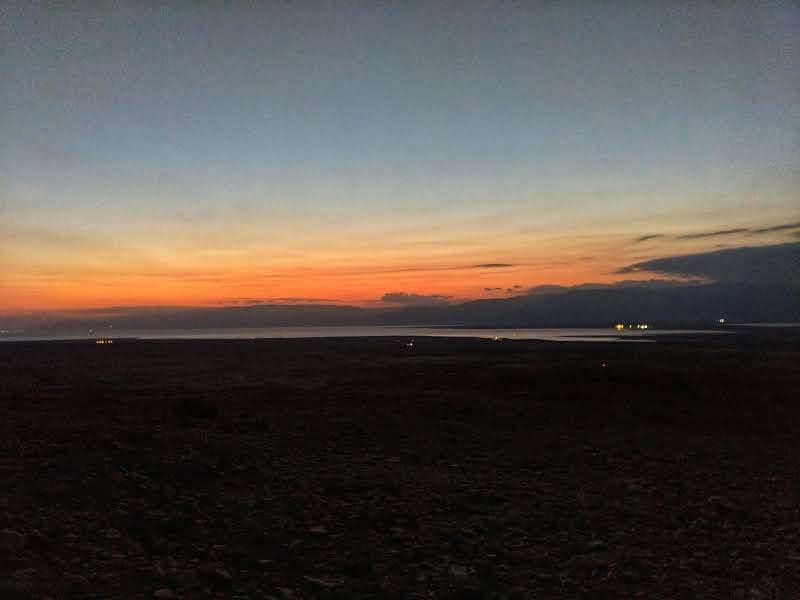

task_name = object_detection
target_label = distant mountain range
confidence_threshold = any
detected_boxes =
[5,242,799,333]
[10,281,798,334]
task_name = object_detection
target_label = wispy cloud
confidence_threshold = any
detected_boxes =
[471,263,514,269]
[676,228,749,240]
[634,221,800,244]
[635,234,666,243]
[752,221,800,233]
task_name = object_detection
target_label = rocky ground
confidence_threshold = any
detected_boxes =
[1,332,799,599]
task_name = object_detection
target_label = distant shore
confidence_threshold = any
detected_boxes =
[0,322,766,344]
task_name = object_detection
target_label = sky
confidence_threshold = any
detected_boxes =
[2,1,799,315]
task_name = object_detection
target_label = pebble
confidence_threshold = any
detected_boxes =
[0,579,30,600]
[0,530,26,552]
[449,564,469,582]
[708,495,738,511]
[62,574,90,593]
[198,564,232,582]
[153,588,176,599]
[586,539,608,553]
[303,575,342,588]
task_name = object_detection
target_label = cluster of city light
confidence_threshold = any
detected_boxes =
[615,323,649,331]
[95,339,114,345]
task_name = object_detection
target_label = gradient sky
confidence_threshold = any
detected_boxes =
[2,1,798,313]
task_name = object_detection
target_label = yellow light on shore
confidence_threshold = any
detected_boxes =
[95,339,114,345]
[616,323,648,331]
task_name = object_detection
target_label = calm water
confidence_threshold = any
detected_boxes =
[0,326,733,343]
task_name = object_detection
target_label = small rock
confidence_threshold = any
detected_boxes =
[308,526,328,535]
[198,564,232,583]
[449,564,470,583]
[125,538,145,555]
[62,574,90,593]
[708,495,738,512]
[27,531,51,550]
[0,530,26,552]
[585,540,607,553]
[153,588,176,599]
[10,569,37,581]
[0,579,30,600]
[303,575,343,588]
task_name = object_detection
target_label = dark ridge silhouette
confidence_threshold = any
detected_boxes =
[5,243,798,334]
[14,282,798,334]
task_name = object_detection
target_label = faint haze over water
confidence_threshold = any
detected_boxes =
[0,326,735,343]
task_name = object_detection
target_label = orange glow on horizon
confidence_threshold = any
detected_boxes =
[0,259,626,314]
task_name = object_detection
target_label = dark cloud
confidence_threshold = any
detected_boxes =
[676,228,748,240]
[484,287,503,292]
[471,263,514,269]
[380,292,452,306]
[513,284,523,289]
[617,242,800,283]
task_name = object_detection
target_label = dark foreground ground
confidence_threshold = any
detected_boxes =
[1,331,799,599]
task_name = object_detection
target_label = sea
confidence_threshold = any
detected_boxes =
[0,326,736,343]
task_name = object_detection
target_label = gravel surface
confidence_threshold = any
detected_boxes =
[1,335,798,598]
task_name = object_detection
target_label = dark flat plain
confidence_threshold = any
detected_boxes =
[1,331,799,599]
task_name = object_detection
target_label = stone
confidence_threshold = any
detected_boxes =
[153,588,176,599]
[198,564,232,583]
[0,530,26,552]
[585,539,607,553]
[125,538,145,555]
[708,495,738,512]
[0,579,30,600]
[449,564,470,583]
[62,574,90,593]
[303,575,343,588]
